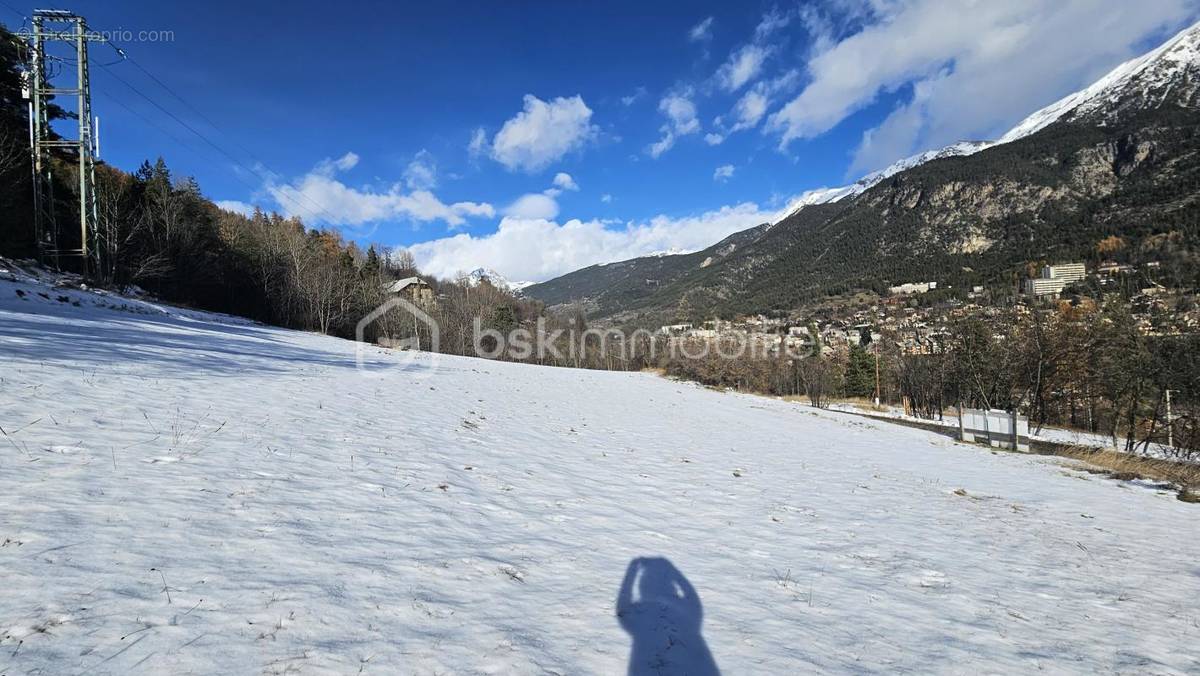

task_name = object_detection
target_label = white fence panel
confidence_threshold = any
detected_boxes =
[959,408,1030,451]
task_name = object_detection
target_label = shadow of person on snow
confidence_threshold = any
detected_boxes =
[616,557,720,676]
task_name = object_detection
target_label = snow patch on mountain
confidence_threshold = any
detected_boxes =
[645,247,692,258]
[776,141,992,222]
[466,267,533,293]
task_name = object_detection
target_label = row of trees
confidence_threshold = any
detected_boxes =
[91,158,421,338]
[893,301,1200,460]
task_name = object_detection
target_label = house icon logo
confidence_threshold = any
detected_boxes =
[355,297,441,377]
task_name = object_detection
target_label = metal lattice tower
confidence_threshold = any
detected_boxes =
[19,10,103,275]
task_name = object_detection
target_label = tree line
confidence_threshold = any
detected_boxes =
[658,299,1199,462]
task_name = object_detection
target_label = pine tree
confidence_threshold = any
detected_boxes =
[363,245,381,280]
[845,343,876,398]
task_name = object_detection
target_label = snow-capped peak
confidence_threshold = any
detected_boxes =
[466,268,534,293]
[854,141,994,188]
[999,18,1200,143]
[776,19,1200,225]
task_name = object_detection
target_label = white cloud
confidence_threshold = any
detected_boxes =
[730,89,769,131]
[704,132,725,146]
[689,16,715,42]
[647,135,674,159]
[468,127,488,158]
[648,92,701,158]
[600,194,613,203]
[488,94,598,172]
[215,200,255,217]
[661,94,701,135]
[764,0,1196,173]
[716,44,768,92]
[266,153,494,229]
[621,86,647,106]
[713,164,735,182]
[403,150,438,191]
[504,193,560,220]
[754,8,793,41]
[407,202,781,282]
[332,152,359,171]
[552,172,579,191]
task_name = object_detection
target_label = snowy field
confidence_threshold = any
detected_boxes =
[2,270,1199,675]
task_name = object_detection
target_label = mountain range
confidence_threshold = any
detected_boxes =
[524,20,1200,323]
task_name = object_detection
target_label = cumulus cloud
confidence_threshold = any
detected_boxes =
[713,164,735,182]
[486,94,598,172]
[407,202,782,282]
[716,44,769,92]
[266,152,494,229]
[552,172,579,191]
[648,92,701,158]
[403,150,438,191]
[704,132,725,146]
[600,193,613,203]
[730,89,769,131]
[764,0,1196,173]
[504,193,560,220]
[332,152,359,171]
[689,16,715,42]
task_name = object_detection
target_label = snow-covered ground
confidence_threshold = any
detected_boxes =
[2,270,1199,675]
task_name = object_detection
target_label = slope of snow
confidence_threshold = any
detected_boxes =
[773,185,860,222]
[1,275,1199,674]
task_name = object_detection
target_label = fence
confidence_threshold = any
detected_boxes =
[959,408,1030,451]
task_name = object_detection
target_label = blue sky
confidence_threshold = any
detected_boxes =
[5,0,1198,282]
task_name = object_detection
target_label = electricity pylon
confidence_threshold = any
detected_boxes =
[19,10,104,275]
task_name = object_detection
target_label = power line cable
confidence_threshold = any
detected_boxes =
[93,88,273,200]
[92,60,344,223]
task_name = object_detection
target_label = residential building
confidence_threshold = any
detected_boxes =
[888,281,938,295]
[1022,262,1086,298]
[384,276,436,307]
